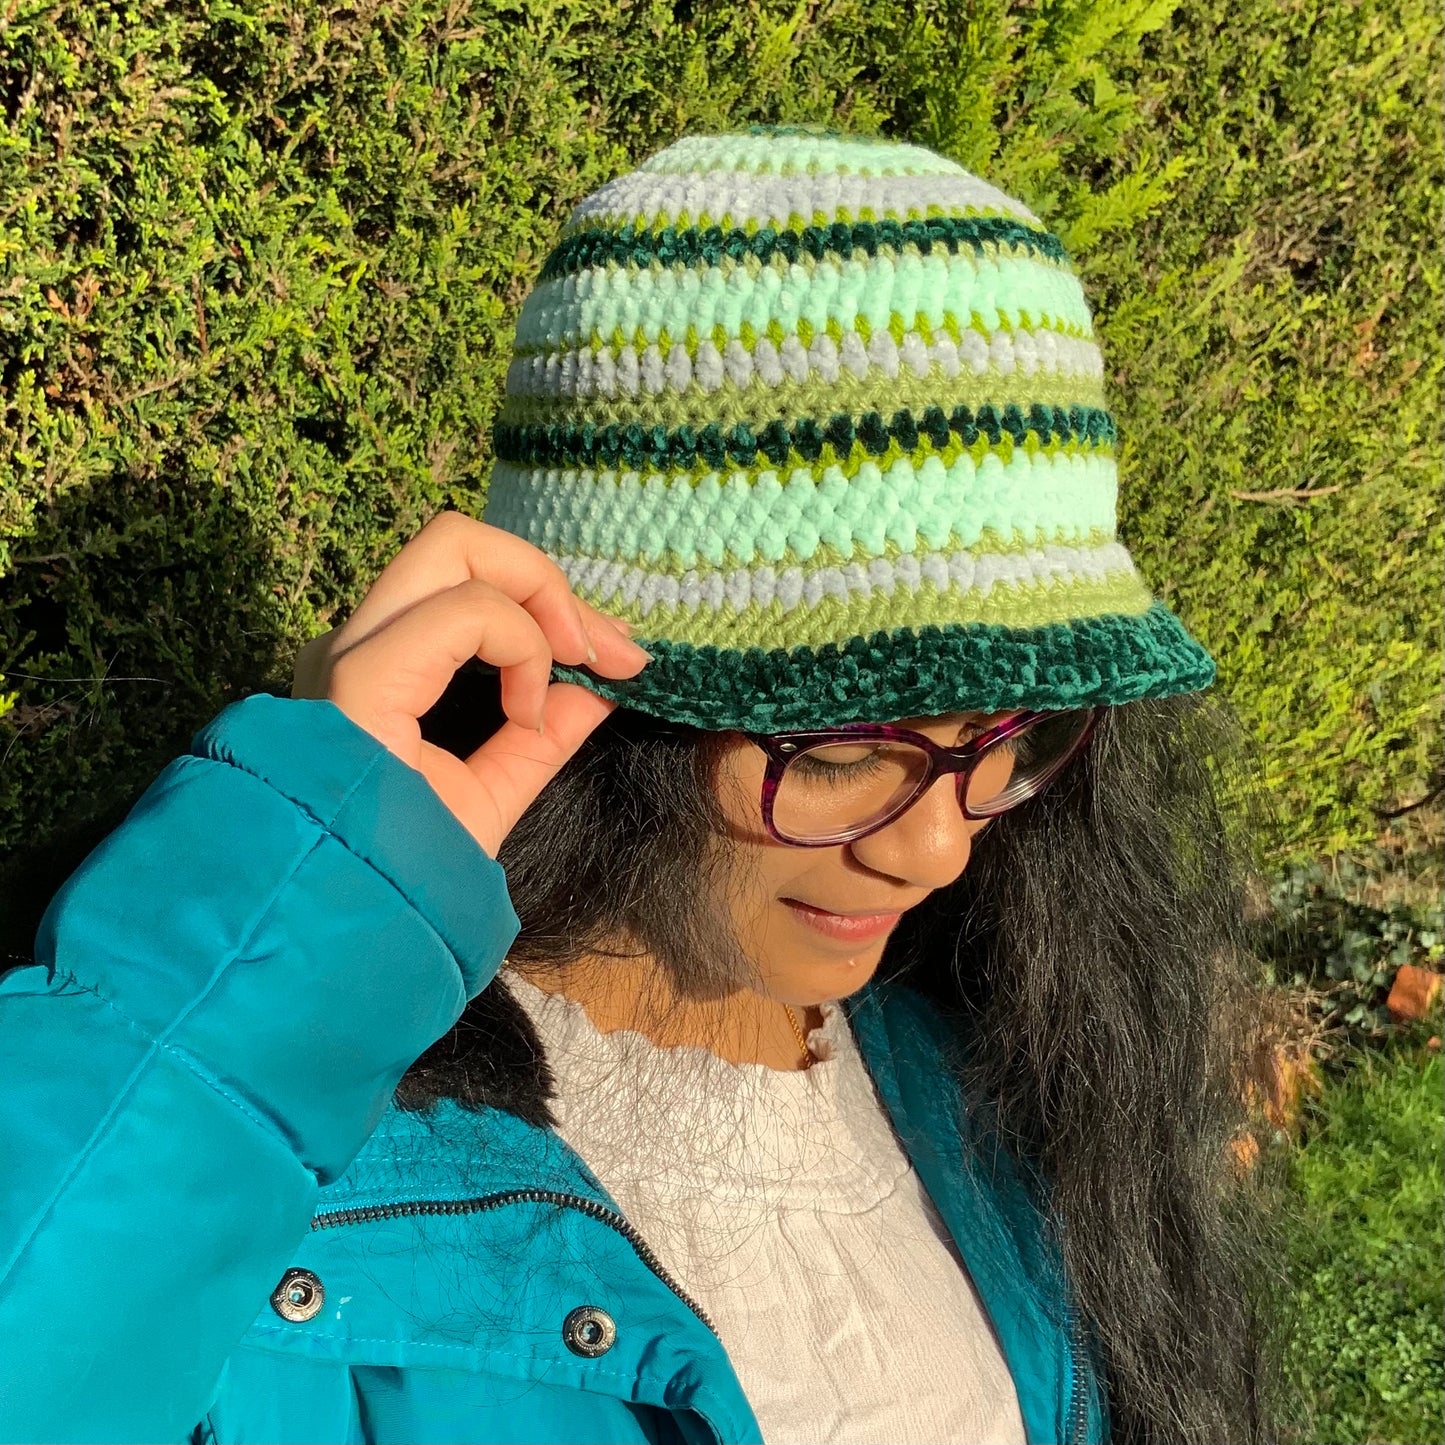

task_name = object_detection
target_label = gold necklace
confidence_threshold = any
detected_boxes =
[783,1005,815,1070]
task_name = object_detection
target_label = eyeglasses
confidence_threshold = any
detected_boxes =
[744,708,1101,847]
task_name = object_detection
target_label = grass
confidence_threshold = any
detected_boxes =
[1277,1019,1444,1445]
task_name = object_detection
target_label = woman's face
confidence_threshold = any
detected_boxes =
[710,711,1012,1009]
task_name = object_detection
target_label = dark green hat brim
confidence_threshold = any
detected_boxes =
[551,601,1216,731]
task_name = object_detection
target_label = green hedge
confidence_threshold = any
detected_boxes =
[2,1,1440,912]
[1093,0,1443,861]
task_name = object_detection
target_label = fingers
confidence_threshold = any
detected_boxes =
[339,511,644,678]
[575,605,650,674]
[451,684,621,847]
[341,512,581,652]
[313,514,657,857]
[330,576,648,738]
[329,578,546,733]
[585,603,641,641]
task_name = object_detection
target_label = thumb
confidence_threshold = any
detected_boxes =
[453,682,620,854]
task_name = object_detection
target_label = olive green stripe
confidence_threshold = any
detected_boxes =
[578,572,1155,649]
[500,364,1108,429]
[539,214,1070,284]
[540,526,1116,578]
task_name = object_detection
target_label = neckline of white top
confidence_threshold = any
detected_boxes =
[503,969,912,1211]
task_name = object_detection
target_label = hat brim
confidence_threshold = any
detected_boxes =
[551,600,1216,731]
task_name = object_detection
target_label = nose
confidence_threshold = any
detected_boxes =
[845,769,983,889]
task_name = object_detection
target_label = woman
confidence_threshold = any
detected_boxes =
[0,128,1286,1444]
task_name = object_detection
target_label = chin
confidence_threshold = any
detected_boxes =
[783,946,886,1008]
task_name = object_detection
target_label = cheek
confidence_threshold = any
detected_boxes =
[709,753,803,920]
[723,841,814,929]
[712,745,881,992]
[727,850,889,1000]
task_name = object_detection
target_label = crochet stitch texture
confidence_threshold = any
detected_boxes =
[482,125,1216,730]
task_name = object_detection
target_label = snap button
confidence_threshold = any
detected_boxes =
[270,1268,325,1322]
[562,1304,616,1357]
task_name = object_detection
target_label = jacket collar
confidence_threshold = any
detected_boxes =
[304,975,1101,1445]
[845,982,1101,1445]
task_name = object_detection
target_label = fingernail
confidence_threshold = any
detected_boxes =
[586,637,598,664]
[537,718,546,737]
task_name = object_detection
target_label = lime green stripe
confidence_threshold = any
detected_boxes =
[565,201,1032,238]
[575,572,1155,648]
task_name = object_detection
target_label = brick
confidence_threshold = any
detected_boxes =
[1386,964,1444,1022]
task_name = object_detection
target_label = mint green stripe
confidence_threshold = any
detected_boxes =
[514,249,1094,352]
[483,449,1117,569]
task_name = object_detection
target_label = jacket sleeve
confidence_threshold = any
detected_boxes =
[0,694,521,1444]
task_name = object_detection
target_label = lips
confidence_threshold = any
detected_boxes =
[781,898,905,943]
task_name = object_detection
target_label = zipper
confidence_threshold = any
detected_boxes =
[1064,1297,1090,1444]
[311,1189,719,1337]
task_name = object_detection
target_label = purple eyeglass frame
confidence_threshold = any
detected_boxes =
[743,707,1103,848]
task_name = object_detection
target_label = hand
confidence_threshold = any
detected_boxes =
[291,512,652,858]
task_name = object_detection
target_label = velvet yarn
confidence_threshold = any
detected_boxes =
[482,125,1216,729]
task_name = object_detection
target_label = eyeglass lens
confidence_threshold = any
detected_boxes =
[770,711,1091,844]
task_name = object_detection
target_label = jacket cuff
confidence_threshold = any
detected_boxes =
[193,694,520,997]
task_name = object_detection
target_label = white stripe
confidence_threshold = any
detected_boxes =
[635,134,968,178]
[555,543,1137,618]
[505,327,1104,400]
[566,170,1041,232]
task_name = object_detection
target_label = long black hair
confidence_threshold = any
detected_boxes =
[404,659,1302,1445]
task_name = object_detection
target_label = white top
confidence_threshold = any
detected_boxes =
[505,972,1028,1445]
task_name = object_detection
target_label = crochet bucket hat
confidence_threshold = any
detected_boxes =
[481,125,1216,732]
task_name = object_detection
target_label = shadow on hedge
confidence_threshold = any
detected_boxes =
[1,468,301,956]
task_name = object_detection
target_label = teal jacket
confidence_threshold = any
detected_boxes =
[0,695,1108,1445]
